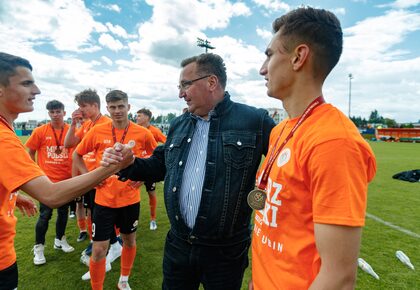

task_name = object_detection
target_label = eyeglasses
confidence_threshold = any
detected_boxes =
[177,75,211,90]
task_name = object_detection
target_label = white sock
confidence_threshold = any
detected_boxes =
[119,275,129,282]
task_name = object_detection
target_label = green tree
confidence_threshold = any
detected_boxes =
[368,110,385,124]
[167,113,176,122]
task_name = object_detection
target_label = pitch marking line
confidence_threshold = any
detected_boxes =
[366,213,420,239]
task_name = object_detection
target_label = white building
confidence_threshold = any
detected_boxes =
[266,108,287,124]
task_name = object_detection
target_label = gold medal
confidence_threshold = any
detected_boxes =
[247,188,267,210]
[127,140,136,149]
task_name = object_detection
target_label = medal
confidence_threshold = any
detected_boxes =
[247,188,267,210]
[51,123,64,155]
[127,140,136,148]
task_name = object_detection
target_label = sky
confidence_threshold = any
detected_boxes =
[1,0,419,123]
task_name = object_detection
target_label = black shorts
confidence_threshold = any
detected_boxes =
[0,262,18,290]
[92,202,140,241]
[144,181,156,192]
[83,189,96,209]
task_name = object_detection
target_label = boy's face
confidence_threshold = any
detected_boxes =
[78,102,98,119]
[107,100,130,123]
[0,66,40,115]
[136,113,149,126]
[48,108,66,123]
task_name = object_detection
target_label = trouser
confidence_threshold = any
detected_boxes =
[35,202,69,244]
[69,200,76,212]
[162,230,250,290]
[0,262,18,290]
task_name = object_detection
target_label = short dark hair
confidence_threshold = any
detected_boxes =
[74,89,101,108]
[46,100,64,111]
[137,108,152,119]
[181,53,227,89]
[105,89,128,103]
[273,7,343,78]
[0,52,33,86]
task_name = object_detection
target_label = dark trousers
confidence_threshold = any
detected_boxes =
[0,262,18,290]
[35,202,69,244]
[162,231,249,290]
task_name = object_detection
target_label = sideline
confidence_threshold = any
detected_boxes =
[366,213,420,239]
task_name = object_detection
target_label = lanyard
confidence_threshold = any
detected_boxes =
[88,113,102,131]
[112,122,130,145]
[51,123,64,150]
[258,96,325,190]
[0,115,14,132]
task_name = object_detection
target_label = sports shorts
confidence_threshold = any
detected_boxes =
[92,202,140,241]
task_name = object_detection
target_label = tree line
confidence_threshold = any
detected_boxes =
[350,110,416,128]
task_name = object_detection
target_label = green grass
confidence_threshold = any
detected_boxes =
[14,138,419,289]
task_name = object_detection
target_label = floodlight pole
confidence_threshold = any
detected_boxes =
[348,73,353,118]
[196,38,215,53]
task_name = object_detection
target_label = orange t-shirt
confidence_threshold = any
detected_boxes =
[25,123,72,182]
[148,124,166,143]
[0,124,45,270]
[75,121,157,208]
[251,104,376,290]
[75,115,111,171]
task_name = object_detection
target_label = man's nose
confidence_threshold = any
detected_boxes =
[179,90,186,99]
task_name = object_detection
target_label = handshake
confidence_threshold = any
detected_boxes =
[101,140,136,169]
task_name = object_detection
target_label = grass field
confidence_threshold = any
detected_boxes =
[14,138,419,289]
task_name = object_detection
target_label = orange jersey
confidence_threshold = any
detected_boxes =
[0,124,45,270]
[75,115,111,171]
[25,123,72,182]
[75,121,157,208]
[251,104,376,290]
[147,124,166,143]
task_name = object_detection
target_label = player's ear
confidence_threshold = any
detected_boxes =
[291,44,309,71]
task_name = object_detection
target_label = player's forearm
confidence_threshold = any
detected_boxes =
[64,126,79,148]
[21,165,118,208]
[72,151,89,174]
[309,265,357,290]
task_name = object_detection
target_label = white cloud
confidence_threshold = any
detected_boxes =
[103,4,122,13]
[379,0,420,9]
[98,34,124,51]
[0,0,104,52]
[106,22,129,39]
[252,0,290,12]
[331,7,346,16]
[343,10,420,61]
[129,0,251,63]
[101,56,113,66]
[327,9,420,122]
[256,27,273,41]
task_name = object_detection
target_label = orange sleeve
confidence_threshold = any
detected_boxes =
[307,138,374,226]
[24,126,42,151]
[75,128,97,157]
[1,131,45,194]
[75,121,90,140]
[145,129,158,155]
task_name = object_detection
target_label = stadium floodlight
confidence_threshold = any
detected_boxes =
[348,73,353,118]
[197,38,215,53]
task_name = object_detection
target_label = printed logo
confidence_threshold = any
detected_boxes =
[103,139,111,144]
[276,148,291,168]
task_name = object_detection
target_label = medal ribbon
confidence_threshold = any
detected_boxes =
[112,122,130,145]
[51,123,64,152]
[258,96,325,190]
[88,113,102,131]
[0,115,14,132]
